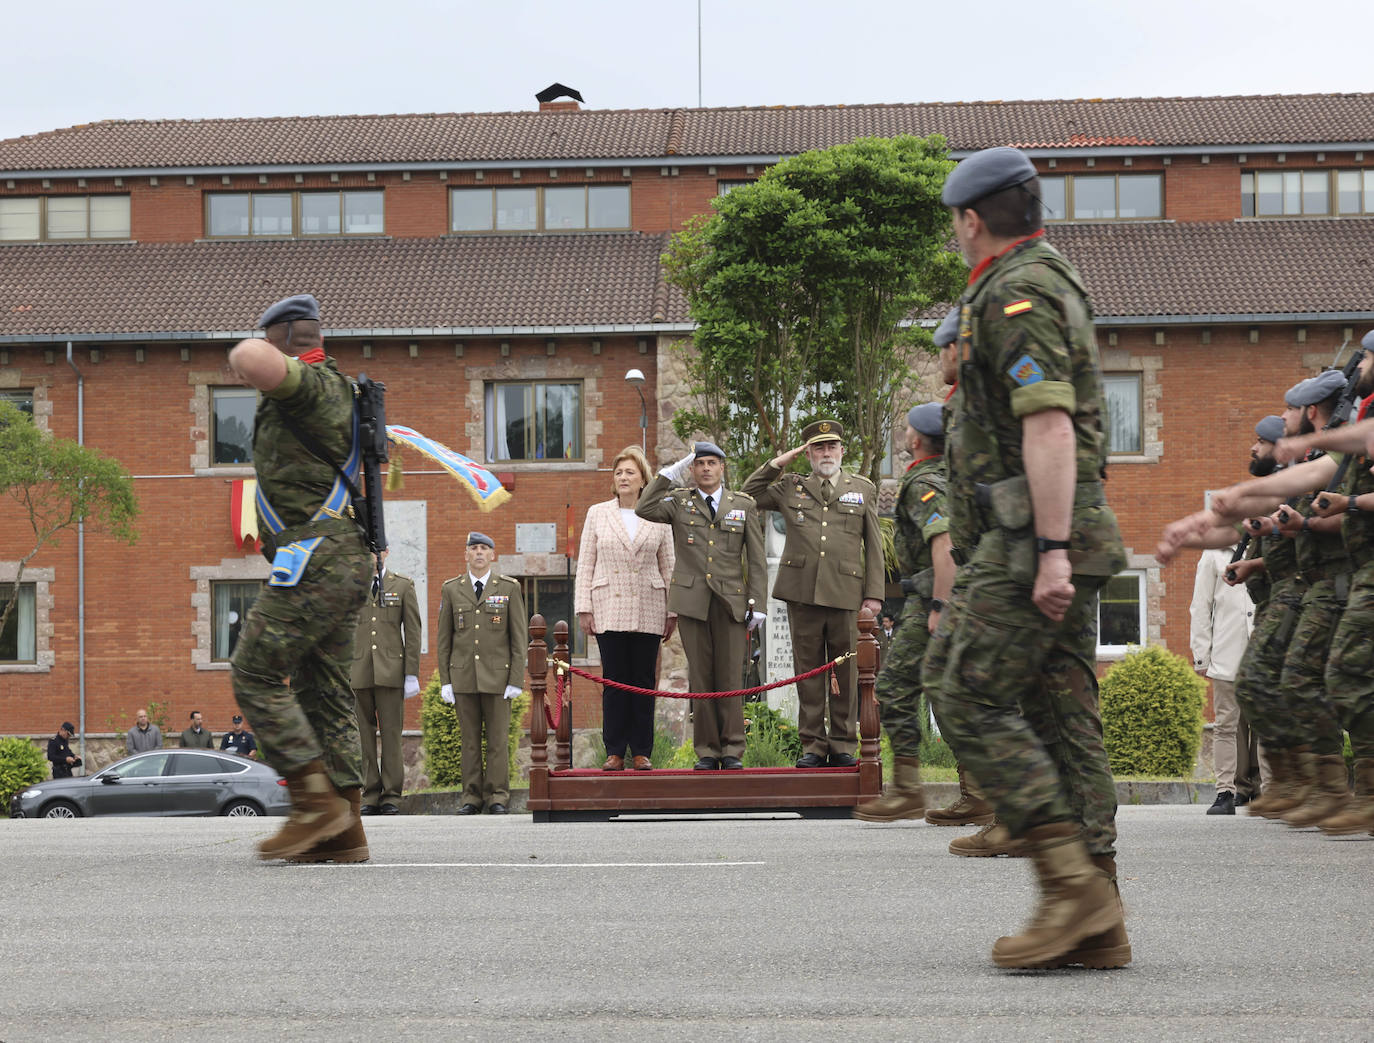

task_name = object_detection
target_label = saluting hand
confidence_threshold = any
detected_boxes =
[770,444,807,469]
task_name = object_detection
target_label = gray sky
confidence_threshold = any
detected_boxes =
[3,0,1370,141]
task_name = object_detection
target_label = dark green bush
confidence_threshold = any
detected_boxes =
[0,736,48,815]
[419,671,530,788]
[1101,646,1205,776]
[743,700,803,766]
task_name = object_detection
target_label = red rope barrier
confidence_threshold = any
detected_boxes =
[549,653,853,701]
[544,673,564,731]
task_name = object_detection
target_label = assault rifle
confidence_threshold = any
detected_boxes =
[1224,533,1250,584]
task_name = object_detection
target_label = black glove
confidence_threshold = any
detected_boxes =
[71,758,83,767]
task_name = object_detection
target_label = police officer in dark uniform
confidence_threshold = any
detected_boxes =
[47,722,80,779]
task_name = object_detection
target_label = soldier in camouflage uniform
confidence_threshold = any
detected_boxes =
[854,402,959,821]
[926,147,1130,970]
[229,294,373,862]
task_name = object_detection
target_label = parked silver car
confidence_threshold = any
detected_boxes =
[10,748,290,819]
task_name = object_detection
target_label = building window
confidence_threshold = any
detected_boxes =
[520,577,585,657]
[0,388,34,417]
[718,181,754,196]
[1241,169,1374,217]
[449,186,630,232]
[1102,373,1143,455]
[212,581,262,660]
[0,582,37,662]
[484,382,583,461]
[1039,175,1162,221]
[211,388,256,465]
[206,191,385,238]
[1097,570,1146,655]
[0,195,131,241]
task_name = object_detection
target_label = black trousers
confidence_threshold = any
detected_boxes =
[595,630,661,757]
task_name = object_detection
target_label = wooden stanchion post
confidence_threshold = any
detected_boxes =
[856,607,882,798]
[553,619,572,770]
[527,614,549,810]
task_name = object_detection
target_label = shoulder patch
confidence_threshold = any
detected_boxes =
[1003,299,1033,317]
[1008,354,1045,387]
[919,489,937,503]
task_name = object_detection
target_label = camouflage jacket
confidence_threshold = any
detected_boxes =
[945,235,1124,577]
[1339,449,1374,568]
[253,355,359,546]
[894,455,949,586]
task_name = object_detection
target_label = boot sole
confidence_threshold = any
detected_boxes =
[853,806,926,822]
[991,906,1123,969]
[256,805,352,861]
[925,812,996,826]
[948,847,1028,858]
[1040,942,1133,970]
[286,845,371,864]
[1318,822,1374,836]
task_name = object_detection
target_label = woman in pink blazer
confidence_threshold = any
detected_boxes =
[574,446,676,770]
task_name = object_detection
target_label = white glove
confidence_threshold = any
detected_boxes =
[404,675,421,699]
[659,449,696,486]
[439,683,455,705]
[503,685,523,701]
[747,610,767,632]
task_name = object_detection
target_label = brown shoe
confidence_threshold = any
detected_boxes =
[1246,745,1301,818]
[1282,753,1350,828]
[924,763,996,826]
[1319,759,1374,835]
[631,755,652,771]
[948,818,1029,858]
[602,754,625,771]
[853,756,925,822]
[287,785,370,864]
[991,823,1124,969]
[256,760,351,861]
[1042,854,1132,969]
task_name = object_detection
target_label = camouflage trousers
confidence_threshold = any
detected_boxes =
[1325,560,1374,759]
[875,598,930,758]
[923,558,1117,856]
[231,534,372,788]
[1234,578,1305,747]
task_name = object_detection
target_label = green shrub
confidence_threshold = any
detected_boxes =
[1101,646,1205,776]
[665,737,697,768]
[584,727,684,768]
[419,671,530,788]
[743,700,803,766]
[0,737,48,815]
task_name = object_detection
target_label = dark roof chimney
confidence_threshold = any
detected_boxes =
[536,83,584,112]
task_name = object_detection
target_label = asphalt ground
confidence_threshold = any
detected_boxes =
[2,806,1371,1042]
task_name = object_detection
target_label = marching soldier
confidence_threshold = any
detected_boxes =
[437,532,527,815]
[351,549,421,816]
[637,442,766,770]
[743,420,883,768]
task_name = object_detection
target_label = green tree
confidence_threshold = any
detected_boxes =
[663,135,965,482]
[0,401,140,636]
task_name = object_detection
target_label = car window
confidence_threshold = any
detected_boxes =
[168,753,227,776]
[114,752,172,778]
[212,756,250,774]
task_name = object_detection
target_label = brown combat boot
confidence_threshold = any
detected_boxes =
[948,818,1030,858]
[256,760,351,861]
[1042,854,1133,969]
[990,823,1124,969]
[286,785,370,863]
[1244,746,1291,818]
[1250,745,1313,819]
[1282,754,1351,828]
[1318,759,1374,836]
[853,756,925,822]
[924,764,996,826]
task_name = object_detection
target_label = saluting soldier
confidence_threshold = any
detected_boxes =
[351,549,421,816]
[437,532,527,815]
[637,442,766,770]
[743,420,883,768]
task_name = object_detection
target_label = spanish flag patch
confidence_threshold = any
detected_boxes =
[1004,299,1033,317]
[920,490,937,503]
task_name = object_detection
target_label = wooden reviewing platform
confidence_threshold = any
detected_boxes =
[525,614,884,821]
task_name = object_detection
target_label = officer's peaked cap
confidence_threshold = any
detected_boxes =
[258,293,320,328]
[941,147,1038,208]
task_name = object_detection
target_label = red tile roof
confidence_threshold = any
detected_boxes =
[0,233,676,339]
[2,220,1371,341]
[3,94,1373,172]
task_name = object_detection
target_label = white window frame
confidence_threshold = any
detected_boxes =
[1096,569,1148,657]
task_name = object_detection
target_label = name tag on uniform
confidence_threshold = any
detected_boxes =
[839,491,864,505]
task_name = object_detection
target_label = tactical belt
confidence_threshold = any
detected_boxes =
[273,515,360,547]
[971,478,1106,511]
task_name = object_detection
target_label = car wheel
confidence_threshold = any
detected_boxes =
[42,800,81,819]
[222,799,263,817]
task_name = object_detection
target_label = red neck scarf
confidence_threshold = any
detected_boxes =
[295,347,325,365]
[966,229,1045,287]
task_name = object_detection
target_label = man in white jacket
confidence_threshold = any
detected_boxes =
[1190,546,1267,814]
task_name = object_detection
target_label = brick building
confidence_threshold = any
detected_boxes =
[3,91,1374,740]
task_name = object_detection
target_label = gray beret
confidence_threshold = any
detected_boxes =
[693,440,726,460]
[258,293,320,328]
[1285,369,1347,407]
[1254,415,1284,443]
[466,531,495,549]
[941,147,1038,208]
[1362,329,1374,352]
[933,308,960,348]
[906,402,945,439]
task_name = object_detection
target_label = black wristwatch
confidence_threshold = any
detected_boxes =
[930,597,946,613]
[1349,498,1362,514]
[1035,537,1071,554]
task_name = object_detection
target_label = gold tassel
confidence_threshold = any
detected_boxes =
[387,453,404,491]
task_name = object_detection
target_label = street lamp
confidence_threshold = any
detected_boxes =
[625,368,647,452]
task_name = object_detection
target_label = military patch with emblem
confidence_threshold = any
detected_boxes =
[1004,299,1033,317]
[1008,354,1045,386]
[920,490,937,503]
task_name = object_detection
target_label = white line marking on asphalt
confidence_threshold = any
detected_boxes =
[297,861,768,869]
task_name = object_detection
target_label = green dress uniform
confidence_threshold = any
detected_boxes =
[636,473,766,761]
[742,461,883,760]
[923,232,1126,856]
[230,354,373,790]
[876,454,949,759]
[437,570,527,808]
[351,569,421,809]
